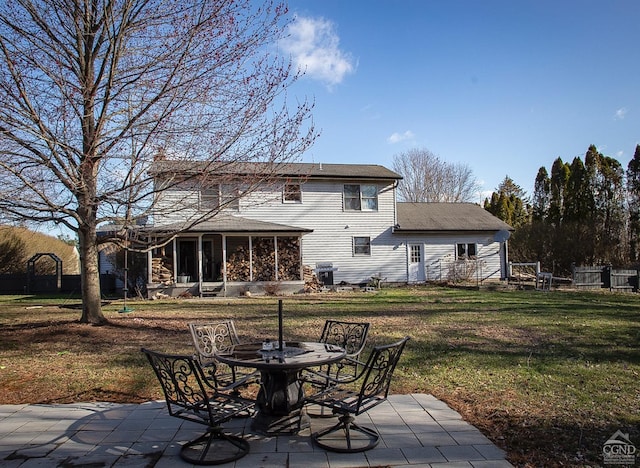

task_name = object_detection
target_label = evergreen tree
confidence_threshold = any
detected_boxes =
[513,144,634,275]
[594,153,626,265]
[563,157,596,264]
[532,167,550,221]
[548,158,570,227]
[484,176,530,228]
[626,145,640,263]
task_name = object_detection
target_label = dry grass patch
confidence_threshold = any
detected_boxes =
[1,288,639,467]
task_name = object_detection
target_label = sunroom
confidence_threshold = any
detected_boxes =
[144,216,312,298]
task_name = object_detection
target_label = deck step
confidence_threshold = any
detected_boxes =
[200,284,223,297]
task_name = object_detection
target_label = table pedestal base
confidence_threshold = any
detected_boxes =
[251,369,308,435]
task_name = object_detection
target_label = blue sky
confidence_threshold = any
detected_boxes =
[280,0,640,201]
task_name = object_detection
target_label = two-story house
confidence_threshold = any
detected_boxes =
[129,161,512,297]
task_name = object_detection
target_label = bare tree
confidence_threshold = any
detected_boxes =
[0,0,316,324]
[392,148,480,202]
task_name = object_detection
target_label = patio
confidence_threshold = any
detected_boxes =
[0,394,512,467]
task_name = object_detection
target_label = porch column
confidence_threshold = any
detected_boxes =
[147,242,153,284]
[274,235,279,281]
[298,235,303,281]
[222,235,227,294]
[172,238,177,283]
[197,234,203,284]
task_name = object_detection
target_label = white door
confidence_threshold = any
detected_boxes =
[408,244,425,282]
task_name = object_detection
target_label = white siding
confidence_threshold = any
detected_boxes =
[240,179,405,284]
[396,233,504,282]
[153,183,199,227]
[152,174,507,285]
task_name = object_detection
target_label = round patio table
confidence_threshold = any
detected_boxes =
[215,341,346,435]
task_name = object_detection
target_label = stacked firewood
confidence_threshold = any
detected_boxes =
[152,257,173,284]
[226,238,302,282]
[226,247,250,281]
[252,238,275,281]
[303,265,323,292]
[277,238,300,281]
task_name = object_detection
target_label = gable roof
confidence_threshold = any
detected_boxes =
[395,202,513,232]
[149,161,402,181]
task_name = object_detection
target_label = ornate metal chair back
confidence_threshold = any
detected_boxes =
[189,320,241,362]
[320,320,370,358]
[355,336,410,414]
[142,347,253,464]
[307,336,410,453]
[141,348,215,426]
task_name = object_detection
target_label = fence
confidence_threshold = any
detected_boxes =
[0,274,117,295]
[427,257,488,285]
[572,265,639,292]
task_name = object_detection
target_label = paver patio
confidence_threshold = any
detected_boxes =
[0,394,512,467]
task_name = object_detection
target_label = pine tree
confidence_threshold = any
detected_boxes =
[532,167,550,221]
[626,145,640,263]
[548,158,570,227]
[484,176,530,228]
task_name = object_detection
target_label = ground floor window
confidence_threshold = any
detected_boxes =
[353,236,371,256]
[456,243,477,259]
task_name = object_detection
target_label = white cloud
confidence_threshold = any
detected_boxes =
[281,16,355,88]
[615,107,628,120]
[387,130,415,144]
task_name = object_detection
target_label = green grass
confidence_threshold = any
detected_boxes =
[1,286,638,466]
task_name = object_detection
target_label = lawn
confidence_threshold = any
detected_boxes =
[0,286,638,467]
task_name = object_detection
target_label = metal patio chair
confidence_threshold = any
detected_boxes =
[141,348,254,465]
[305,336,410,453]
[188,321,260,392]
[303,320,370,393]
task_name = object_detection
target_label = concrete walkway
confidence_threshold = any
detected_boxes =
[0,394,512,467]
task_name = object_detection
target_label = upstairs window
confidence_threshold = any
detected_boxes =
[283,183,302,203]
[221,184,240,210]
[344,184,378,211]
[353,236,371,256]
[200,187,219,210]
[456,243,477,259]
[200,184,239,211]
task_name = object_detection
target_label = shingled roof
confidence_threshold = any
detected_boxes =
[149,161,402,180]
[136,215,312,234]
[396,202,513,232]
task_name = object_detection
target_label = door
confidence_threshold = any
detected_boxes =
[408,244,425,283]
[202,240,214,281]
[177,239,197,282]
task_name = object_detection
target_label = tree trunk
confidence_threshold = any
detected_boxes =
[78,224,106,325]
